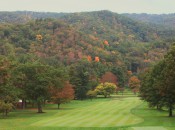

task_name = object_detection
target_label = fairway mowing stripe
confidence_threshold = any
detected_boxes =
[54,100,118,127]
[40,101,108,126]
[80,107,119,127]
[55,106,107,127]
[82,101,130,127]
[52,98,138,126]
[37,103,105,126]
[69,100,121,126]
[56,102,112,126]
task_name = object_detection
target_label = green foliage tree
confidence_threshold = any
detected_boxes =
[140,63,163,109]
[69,60,94,100]
[112,67,127,87]
[0,57,18,117]
[140,44,175,117]
[15,62,66,113]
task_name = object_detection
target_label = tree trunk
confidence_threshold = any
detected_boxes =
[169,107,173,117]
[22,99,26,109]
[58,103,60,109]
[37,101,43,113]
[5,109,8,116]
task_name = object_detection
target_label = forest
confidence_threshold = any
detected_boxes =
[1,10,175,129]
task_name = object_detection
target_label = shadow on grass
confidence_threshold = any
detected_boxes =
[46,107,74,110]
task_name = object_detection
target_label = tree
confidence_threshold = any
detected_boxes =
[112,67,127,87]
[15,62,66,113]
[95,82,117,98]
[139,65,163,110]
[100,72,118,85]
[159,45,175,117]
[129,76,140,94]
[69,60,94,100]
[0,57,18,117]
[49,82,74,109]
[86,90,97,100]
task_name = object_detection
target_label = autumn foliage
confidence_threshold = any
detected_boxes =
[36,34,43,41]
[49,82,74,109]
[100,72,118,85]
[95,56,100,62]
[129,76,140,93]
[104,40,109,46]
[87,55,92,62]
[95,82,117,98]
[127,71,132,77]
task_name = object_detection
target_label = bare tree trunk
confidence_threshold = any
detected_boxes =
[58,103,60,109]
[5,109,8,116]
[37,101,43,113]
[169,107,173,117]
[22,99,26,109]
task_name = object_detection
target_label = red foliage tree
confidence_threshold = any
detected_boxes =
[100,72,118,85]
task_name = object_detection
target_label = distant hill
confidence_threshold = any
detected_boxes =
[61,10,162,42]
[123,13,175,29]
[0,11,67,23]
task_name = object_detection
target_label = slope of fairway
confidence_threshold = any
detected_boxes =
[31,97,143,127]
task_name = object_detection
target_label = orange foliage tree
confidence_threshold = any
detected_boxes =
[100,72,118,85]
[87,55,92,62]
[104,40,109,46]
[49,82,74,109]
[129,76,140,94]
[95,56,100,62]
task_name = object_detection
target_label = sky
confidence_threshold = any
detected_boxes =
[0,0,175,14]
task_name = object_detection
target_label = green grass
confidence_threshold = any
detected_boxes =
[0,91,175,130]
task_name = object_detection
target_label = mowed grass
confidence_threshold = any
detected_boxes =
[0,91,175,130]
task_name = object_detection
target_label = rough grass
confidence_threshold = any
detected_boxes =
[0,90,175,130]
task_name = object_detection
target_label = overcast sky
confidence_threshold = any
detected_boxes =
[0,0,175,14]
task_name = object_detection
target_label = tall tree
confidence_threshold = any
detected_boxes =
[0,57,18,117]
[140,44,175,117]
[69,60,94,100]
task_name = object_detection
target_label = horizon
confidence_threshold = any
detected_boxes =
[0,0,175,14]
[0,10,175,15]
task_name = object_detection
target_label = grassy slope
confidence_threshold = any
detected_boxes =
[0,91,175,130]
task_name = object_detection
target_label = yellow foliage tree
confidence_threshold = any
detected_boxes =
[95,82,117,98]
[36,34,43,41]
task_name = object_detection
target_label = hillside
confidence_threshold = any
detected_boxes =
[0,10,174,73]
